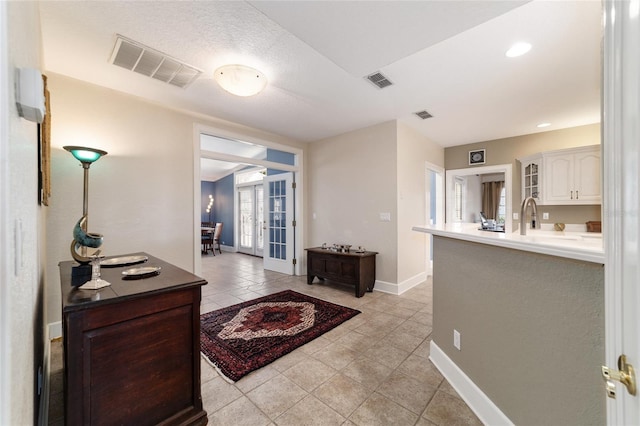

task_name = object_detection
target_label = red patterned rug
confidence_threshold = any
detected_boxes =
[200,290,360,382]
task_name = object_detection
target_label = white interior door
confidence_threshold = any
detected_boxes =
[263,172,294,274]
[603,1,640,424]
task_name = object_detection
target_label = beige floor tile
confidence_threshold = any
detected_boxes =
[394,319,433,340]
[300,335,333,354]
[377,372,438,415]
[201,376,243,413]
[269,349,310,372]
[283,357,337,392]
[396,354,443,388]
[207,395,270,426]
[200,356,219,384]
[422,390,483,426]
[246,374,308,419]
[320,324,352,341]
[334,330,378,352]
[438,378,463,399]
[410,311,433,326]
[415,416,438,426]
[413,339,432,359]
[362,342,411,369]
[341,358,393,391]
[312,342,359,370]
[348,392,419,426]
[234,365,280,394]
[313,374,372,418]
[381,330,425,353]
[275,394,345,426]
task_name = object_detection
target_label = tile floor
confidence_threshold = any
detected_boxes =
[47,252,482,425]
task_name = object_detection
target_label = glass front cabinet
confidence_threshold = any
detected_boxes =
[519,154,542,203]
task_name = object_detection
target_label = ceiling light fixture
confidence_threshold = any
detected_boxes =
[537,122,551,128]
[505,42,532,58]
[214,64,267,97]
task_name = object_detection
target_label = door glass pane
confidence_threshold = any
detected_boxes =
[256,186,264,251]
[268,180,287,260]
[239,188,253,249]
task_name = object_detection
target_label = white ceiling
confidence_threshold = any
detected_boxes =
[39,0,602,153]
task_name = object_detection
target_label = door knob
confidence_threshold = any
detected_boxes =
[602,355,636,398]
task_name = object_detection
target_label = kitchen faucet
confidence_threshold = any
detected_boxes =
[520,196,538,235]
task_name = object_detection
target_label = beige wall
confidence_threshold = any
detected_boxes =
[445,124,601,226]
[307,121,398,284]
[3,2,45,424]
[307,120,444,290]
[45,74,303,327]
[396,122,444,284]
[433,236,604,425]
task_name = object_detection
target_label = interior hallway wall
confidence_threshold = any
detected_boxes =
[2,2,45,424]
[396,122,444,286]
[307,121,398,286]
[45,73,303,328]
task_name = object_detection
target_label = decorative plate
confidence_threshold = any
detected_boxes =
[101,255,148,267]
[121,266,161,279]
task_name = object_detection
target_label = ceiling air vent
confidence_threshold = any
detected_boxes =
[415,110,433,120]
[109,35,202,89]
[366,71,393,89]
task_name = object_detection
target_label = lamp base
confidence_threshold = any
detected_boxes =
[79,278,111,290]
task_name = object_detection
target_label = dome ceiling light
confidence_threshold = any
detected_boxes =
[505,42,532,58]
[214,64,267,97]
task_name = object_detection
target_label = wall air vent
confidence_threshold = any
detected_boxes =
[366,71,393,89]
[415,110,433,120]
[109,35,202,89]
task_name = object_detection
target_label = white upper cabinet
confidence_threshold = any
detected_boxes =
[519,145,601,205]
[543,145,601,205]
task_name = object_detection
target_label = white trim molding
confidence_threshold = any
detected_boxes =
[373,272,428,296]
[430,341,514,426]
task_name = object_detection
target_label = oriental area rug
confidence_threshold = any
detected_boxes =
[200,290,360,382]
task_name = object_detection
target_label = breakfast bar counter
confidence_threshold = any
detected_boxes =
[412,223,604,264]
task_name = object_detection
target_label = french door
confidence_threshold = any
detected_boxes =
[263,172,294,274]
[237,184,264,257]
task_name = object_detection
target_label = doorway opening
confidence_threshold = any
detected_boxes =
[425,162,445,275]
[193,125,303,277]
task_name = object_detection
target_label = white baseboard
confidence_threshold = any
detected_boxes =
[373,272,428,296]
[48,321,62,340]
[430,341,513,426]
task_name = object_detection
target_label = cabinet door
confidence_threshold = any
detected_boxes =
[522,161,542,203]
[544,154,574,203]
[574,151,601,202]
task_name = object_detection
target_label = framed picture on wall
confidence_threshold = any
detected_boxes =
[469,149,486,165]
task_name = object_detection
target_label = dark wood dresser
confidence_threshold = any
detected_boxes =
[59,252,208,426]
[305,247,378,297]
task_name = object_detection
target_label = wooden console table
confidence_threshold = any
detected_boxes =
[59,253,208,426]
[306,247,378,297]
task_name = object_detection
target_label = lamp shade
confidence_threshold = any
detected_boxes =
[214,64,267,97]
[64,146,107,164]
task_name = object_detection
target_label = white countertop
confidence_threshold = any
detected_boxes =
[412,223,604,264]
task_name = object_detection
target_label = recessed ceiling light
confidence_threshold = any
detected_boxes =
[506,42,532,58]
[537,122,551,128]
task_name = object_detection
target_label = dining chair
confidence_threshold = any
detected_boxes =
[212,222,223,255]
[201,229,213,254]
